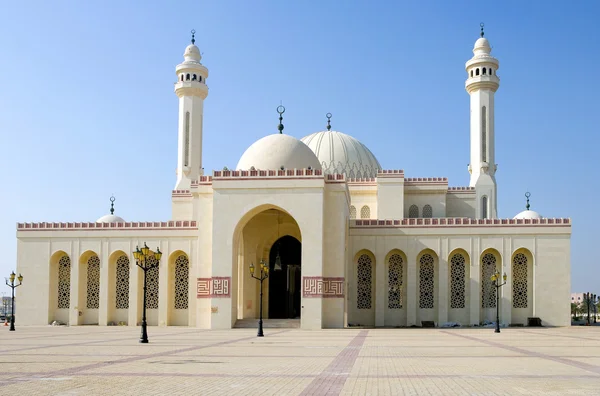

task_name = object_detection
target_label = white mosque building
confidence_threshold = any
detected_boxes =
[15,28,571,329]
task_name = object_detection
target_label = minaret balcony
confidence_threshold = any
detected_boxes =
[174,82,208,98]
[465,77,499,93]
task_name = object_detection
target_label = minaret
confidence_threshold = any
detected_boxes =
[466,24,500,219]
[174,30,209,190]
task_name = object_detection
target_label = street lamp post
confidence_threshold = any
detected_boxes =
[491,270,507,333]
[249,260,269,337]
[5,272,23,332]
[133,243,162,343]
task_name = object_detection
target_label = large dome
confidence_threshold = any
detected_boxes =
[236,133,322,171]
[301,131,381,178]
[513,210,542,220]
[96,214,125,223]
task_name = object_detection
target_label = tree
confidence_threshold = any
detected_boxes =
[579,300,589,318]
[572,302,580,319]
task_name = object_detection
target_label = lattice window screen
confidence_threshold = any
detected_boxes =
[360,206,371,219]
[481,253,497,308]
[450,254,466,309]
[419,254,434,309]
[357,254,372,309]
[174,255,189,309]
[86,256,100,309]
[146,256,159,309]
[349,206,357,219]
[422,205,433,218]
[58,256,71,309]
[409,205,419,218]
[388,254,403,309]
[115,255,130,309]
[512,253,528,308]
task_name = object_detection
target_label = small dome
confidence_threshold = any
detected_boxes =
[96,214,126,223]
[236,134,322,171]
[301,131,382,178]
[184,44,201,63]
[474,37,491,52]
[513,210,542,220]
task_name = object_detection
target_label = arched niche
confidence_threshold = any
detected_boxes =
[384,249,408,327]
[49,250,70,325]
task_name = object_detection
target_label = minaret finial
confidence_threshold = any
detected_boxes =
[525,192,531,210]
[110,195,116,215]
[277,104,285,134]
[191,29,196,45]
[326,113,332,131]
[480,22,485,38]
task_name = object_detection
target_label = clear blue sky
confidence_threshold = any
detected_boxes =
[0,1,598,295]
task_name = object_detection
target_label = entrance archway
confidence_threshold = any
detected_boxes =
[232,206,302,324]
[268,236,301,319]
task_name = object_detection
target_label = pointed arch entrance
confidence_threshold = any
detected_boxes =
[268,236,302,319]
[232,205,302,324]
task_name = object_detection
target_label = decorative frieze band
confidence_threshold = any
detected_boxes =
[17,220,197,231]
[447,186,475,192]
[353,218,571,227]
[213,169,323,178]
[196,277,231,298]
[303,276,344,298]
[405,177,448,184]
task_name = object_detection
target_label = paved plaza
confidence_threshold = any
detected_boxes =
[1,325,600,395]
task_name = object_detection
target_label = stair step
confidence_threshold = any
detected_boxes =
[234,319,300,328]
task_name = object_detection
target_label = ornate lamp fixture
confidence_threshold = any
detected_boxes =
[490,270,507,333]
[250,259,269,337]
[133,242,162,343]
[5,271,23,331]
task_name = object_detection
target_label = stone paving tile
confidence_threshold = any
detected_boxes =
[353,356,586,376]
[341,377,600,396]
[89,355,330,376]
[2,326,600,395]
[2,375,314,396]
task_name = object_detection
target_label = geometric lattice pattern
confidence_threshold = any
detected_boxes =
[450,254,466,309]
[409,205,419,218]
[115,255,130,309]
[357,254,372,309]
[512,253,528,308]
[422,204,433,218]
[481,253,497,308]
[349,205,356,219]
[58,255,71,309]
[419,254,434,309]
[174,255,189,309]
[388,254,403,309]
[86,256,100,309]
[146,256,159,309]
[360,205,371,219]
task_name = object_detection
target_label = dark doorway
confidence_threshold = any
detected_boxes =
[268,236,301,319]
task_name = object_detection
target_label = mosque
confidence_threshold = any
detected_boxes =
[15,27,571,329]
